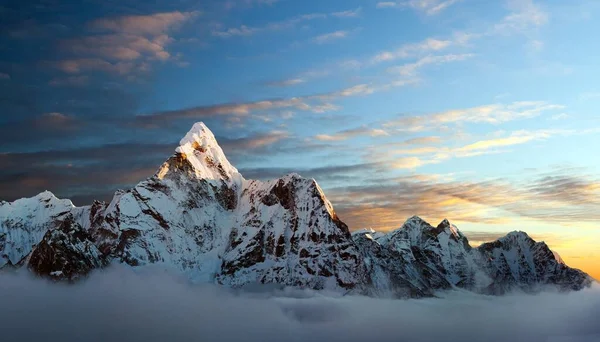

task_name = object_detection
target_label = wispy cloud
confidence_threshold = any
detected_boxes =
[376,0,462,15]
[213,7,361,38]
[51,58,141,75]
[212,13,326,38]
[331,168,600,229]
[403,136,442,145]
[139,79,417,124]
[61,34,174,61]
[374,129,569,172]
[493,0,548,34]
[265,69,330,88]
[454,130,557,154]
[312,30,350,44]
[88,11,199,35]
[266,78,306,87]
[370,38,454,64]
[383,101,565,129]
[0,72,10,80]
[332,7,362,18]
[387,53,474,75]
[314,126,389,141]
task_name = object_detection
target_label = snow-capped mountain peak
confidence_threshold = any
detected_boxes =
[157,122,243,185]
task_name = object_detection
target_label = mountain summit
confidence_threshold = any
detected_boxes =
[157,122,243,186]
[0,122,593,297]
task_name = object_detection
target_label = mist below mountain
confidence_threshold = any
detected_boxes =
[1,266,598,342]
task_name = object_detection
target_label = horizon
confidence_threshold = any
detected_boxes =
[1,0,599,281]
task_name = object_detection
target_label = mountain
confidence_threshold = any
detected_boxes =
[353,218,592,297]
[0,122,593,297]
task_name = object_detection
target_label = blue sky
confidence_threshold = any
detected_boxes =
[1,0,599,278]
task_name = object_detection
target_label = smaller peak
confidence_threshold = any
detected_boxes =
[404,215,429,226]
[436,218,464,240]
[35,190,57,199]
[352,228,376,236]
[438,218,451,227]
[281,173,302,181]
[398,216,431,232]
[407,215,425,222]
[505,231,531,239]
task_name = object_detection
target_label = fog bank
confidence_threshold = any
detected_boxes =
[0,266,598,342]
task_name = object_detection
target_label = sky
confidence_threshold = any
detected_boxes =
[0,0,599,279]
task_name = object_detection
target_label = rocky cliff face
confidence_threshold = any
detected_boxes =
[0,122,593,297]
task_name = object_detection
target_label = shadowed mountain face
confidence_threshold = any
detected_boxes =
[0,123,593,298]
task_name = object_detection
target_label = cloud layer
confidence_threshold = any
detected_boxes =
[0,267,598,342]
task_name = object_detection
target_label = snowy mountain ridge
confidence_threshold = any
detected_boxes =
[0,122,593,297]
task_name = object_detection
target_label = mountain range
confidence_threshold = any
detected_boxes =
[0,122,592,298]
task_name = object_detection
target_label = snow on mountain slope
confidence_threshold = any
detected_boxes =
[476,231,592,294]
[354,220,592,296]
[0,191,77,268]
[0,122,593,297]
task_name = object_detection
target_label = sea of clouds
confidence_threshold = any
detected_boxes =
[0,266,598,342]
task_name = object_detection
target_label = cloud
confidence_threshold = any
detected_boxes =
[51,11,198,76]
[376,2,398,8]
[52,58,139,75]
[61,34,174,61]
[212,13,327,38]
[403,136,442,145]
[88,11,199,35]
[493,0,548,34]
[383,101,565,129]
[264,70,330,88]
[331,168,600,230]
[388,53,474,75]
[1,265,599,342]
[332,8,362,18]
[213,7,361,38]
[455,130,555,154]
[140,80,415,123]
[312,30,350,44]
[0,72,10,80]
[376,0,462,15]
[267,78,306,87]
[378,129,567,169]
[370,37,454,64]
[393,157,428,169]
[314,126,389,141]
[221,130,289,150]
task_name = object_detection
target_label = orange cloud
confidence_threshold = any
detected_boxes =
[89,11,199,35]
